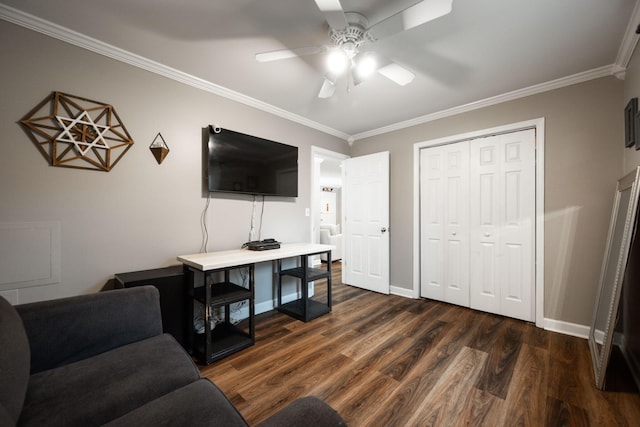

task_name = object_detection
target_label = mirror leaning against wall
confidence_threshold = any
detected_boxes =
[589,166,640,390]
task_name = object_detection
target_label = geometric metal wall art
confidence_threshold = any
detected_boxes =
[20,92,134,171]
[149,132,170,164]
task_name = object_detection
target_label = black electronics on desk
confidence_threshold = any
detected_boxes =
[243,238,280,251]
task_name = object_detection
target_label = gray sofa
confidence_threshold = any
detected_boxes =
[0,286,345,426]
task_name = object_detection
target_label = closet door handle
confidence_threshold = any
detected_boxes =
[484,232,490,237]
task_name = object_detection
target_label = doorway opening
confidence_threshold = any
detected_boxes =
[310,147,349,266]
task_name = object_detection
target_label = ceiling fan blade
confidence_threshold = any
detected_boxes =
[318,78,336,98]
[314,0,348,30]
[377,63,415,86]
[368,0,453,41]
[255,46,326,62]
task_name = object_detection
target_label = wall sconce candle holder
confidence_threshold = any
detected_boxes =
[149,132,170,164]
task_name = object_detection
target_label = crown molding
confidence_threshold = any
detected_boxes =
[0,3,351,141]
[614,0,640,77]
[352,65,617,141]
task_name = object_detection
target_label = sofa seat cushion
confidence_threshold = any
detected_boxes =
[19,334,199,427]
[103,379,248,427]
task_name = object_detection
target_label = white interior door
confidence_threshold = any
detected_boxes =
[470,129,535,321]
[343,152,390,294]
[420,142,470,306]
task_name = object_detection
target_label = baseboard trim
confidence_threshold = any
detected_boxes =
[390,285,418,299]
[543,318,590,339]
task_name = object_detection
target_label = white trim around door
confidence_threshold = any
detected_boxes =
[413,118,545,328]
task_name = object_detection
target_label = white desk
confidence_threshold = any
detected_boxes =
[177,243,334,364]
[177,243,334,271]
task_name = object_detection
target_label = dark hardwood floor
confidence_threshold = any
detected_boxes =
[199,263,640,426]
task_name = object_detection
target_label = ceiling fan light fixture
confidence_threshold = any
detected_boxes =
[354,52,377,80]
[326,49,349,75]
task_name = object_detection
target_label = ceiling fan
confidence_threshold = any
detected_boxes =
[255,0,453,98]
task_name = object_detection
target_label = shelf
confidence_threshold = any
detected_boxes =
[280,266,330,281]
[277,299,331,322]
[193,282,251,306]
[193,323,254,364]
[182,245,332,363]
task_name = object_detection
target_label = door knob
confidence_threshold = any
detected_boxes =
[452,231,457,236]
[484,232,490,237]
[381,227,387,233]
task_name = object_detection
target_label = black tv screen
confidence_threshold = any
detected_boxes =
[206,126,298,197]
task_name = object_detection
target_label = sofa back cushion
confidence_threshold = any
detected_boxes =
[0,296,30,424]
[320,224,340,236]
[17,287,163,374]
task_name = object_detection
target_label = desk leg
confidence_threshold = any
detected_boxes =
[301,254,309,320]
[327,250,332,311]
[277,259,283,308]
[249,264,255,343]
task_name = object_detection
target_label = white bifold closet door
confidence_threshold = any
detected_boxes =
[420,129,535,322]
[420,141,470,307]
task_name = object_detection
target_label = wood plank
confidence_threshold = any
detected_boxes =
[379,320,448,381]
[474,319,524,399]
[339,309,413,358]
[498,343,549,426]
[452,388,504,427]
[545,396,590,427]
[405,346,488,426]
[198,267,640,427]
[361,309,480,426]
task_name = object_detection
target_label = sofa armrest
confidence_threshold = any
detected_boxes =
[256,396,346,427]
[16,286,163,374]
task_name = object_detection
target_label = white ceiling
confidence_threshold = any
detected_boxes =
[1,0,639,140]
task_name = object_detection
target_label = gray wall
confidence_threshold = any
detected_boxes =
[0,21,347,305]
[624,45,640,173]
[351,76,624,327]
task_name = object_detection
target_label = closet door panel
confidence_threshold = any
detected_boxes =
[421,150,445,300]
[471,141,501,314]
[498,131,535,321]
[420,143,470,306]
[444,144,470,305]
[470,130,535,321]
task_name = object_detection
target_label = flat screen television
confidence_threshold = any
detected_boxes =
[206,126,298,197]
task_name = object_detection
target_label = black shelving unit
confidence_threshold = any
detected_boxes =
[184,263,254,364]
[114,265,188,348]
[276,250,332,322]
